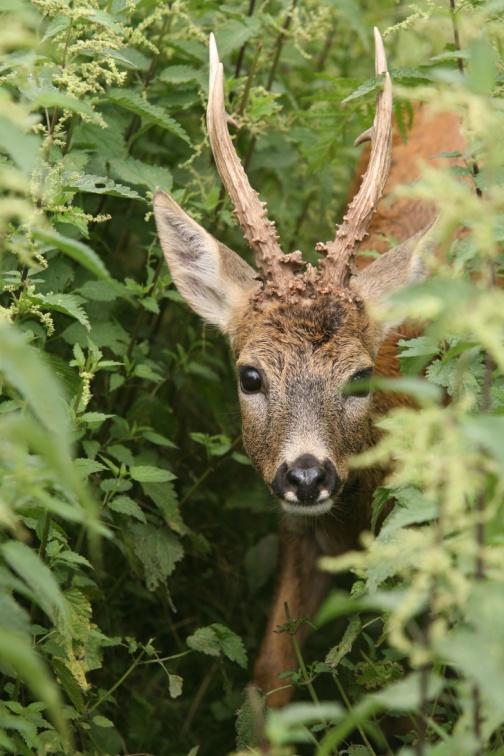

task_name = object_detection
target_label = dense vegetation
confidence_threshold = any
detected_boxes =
[1,0,503,753]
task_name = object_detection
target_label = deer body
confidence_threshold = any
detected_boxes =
[153,32,464,708]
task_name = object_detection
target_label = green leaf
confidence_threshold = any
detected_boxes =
[159,65,205,87]
[108,495,146,522]
[30,92,98,122]
[463,415,504,467]
[106,89,190,144]
[69,174,140,199]
[0,628,69,746]
[0,322,70,445]
[35,293,90,329]
[467,37,497,95]
[110,157,172,192]
[32,227,110,279]
[325,616,361,668]
[186,623,247,668]
[186,626,220,657]
[142,430,177,449]
[130,465,175,483]
[379,488,438,538]
[215,18,259,56]
[168,674,183,699]
[1,542,65,623]
[92,715,114,728]
[130,523,184,591]
[0,116,40,174]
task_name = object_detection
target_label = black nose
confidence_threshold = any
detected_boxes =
[272,454,340,504]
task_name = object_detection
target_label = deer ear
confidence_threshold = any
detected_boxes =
[350,226,433,336]
[153,191,257,332]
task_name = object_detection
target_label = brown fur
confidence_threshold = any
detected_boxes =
[153,104,465,708]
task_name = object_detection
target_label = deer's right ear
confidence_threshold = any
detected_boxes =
[153,191,257,332]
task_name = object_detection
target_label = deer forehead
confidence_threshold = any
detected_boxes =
[231,296,374,375]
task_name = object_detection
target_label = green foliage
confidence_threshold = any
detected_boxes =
[1,0,503,754]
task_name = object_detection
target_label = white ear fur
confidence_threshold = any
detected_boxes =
[153,191,257,331]
[350,225,434,339]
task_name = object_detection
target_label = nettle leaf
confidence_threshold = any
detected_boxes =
[168,674,183,699]
[110,157,172,192]
[30,92,99,123]
[0,321,70,445]
[379,487,438,538]
[141,481,187,535]
[108,495,146,522]
[160,65,206,87]
[186,623,247,668]
[34,293,90,330]
[215,17,259,56]
[106,89,190,144]
[190,432,231,456]
[0,590,30,636]
[1,541,66,623]
[130,465,175,483]
[33,227,110,279]
[0,115,41,174]
[325,616,361,668]
[130,523,184,591]
[69,174,141,200]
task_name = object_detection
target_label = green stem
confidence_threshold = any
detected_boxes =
[284,602,320,706]
[88,649,146,714]
[332,672,377,756]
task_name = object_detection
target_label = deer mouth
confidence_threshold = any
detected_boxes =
[280,498,334,517]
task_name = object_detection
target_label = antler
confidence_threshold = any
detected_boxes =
[207,33,291,288]
[317,27,393,289]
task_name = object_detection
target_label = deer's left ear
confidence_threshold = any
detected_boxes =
[350,227,432,338]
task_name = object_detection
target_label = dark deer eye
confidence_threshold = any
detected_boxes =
[346,367,373,397]
[239,366,262,394]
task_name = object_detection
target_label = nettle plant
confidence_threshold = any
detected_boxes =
[0,0,503,754]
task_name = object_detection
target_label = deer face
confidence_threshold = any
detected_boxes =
[153,30,430,517]
[232,297,375,515]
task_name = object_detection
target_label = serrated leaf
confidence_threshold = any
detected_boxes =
[186,623,247,668]
[70,174,140,199]
[130,523,183,591]
[379,487,438,538]
[168,673,183,699]
[106,89,190,144]
[36,293,90,329]
[142,430,177,449]
[0,115,40,174]
[0,628,69,744]
[110,157,172,192]
[1,542,65,623]
[0,321,70,444]
[108,495,146,522]
[33,227,110,279]
[130,465,175,483]
[326,616,361,668]
[31,92,98,122]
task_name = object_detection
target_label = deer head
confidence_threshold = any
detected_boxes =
[154,30,431,517]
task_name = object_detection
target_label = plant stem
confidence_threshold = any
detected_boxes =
[233,0,257,80]
[88,649,146,714]
[243,0,299,171]
[448,0,482,197]
[284,602,319,706]
[332,672,378,755]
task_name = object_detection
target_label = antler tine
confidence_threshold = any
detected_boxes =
[317,27,393,288]
[207,34,285,285]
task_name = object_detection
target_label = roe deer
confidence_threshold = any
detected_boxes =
[153,29,464,707]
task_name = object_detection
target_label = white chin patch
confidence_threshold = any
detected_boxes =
[280,499,333,517]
